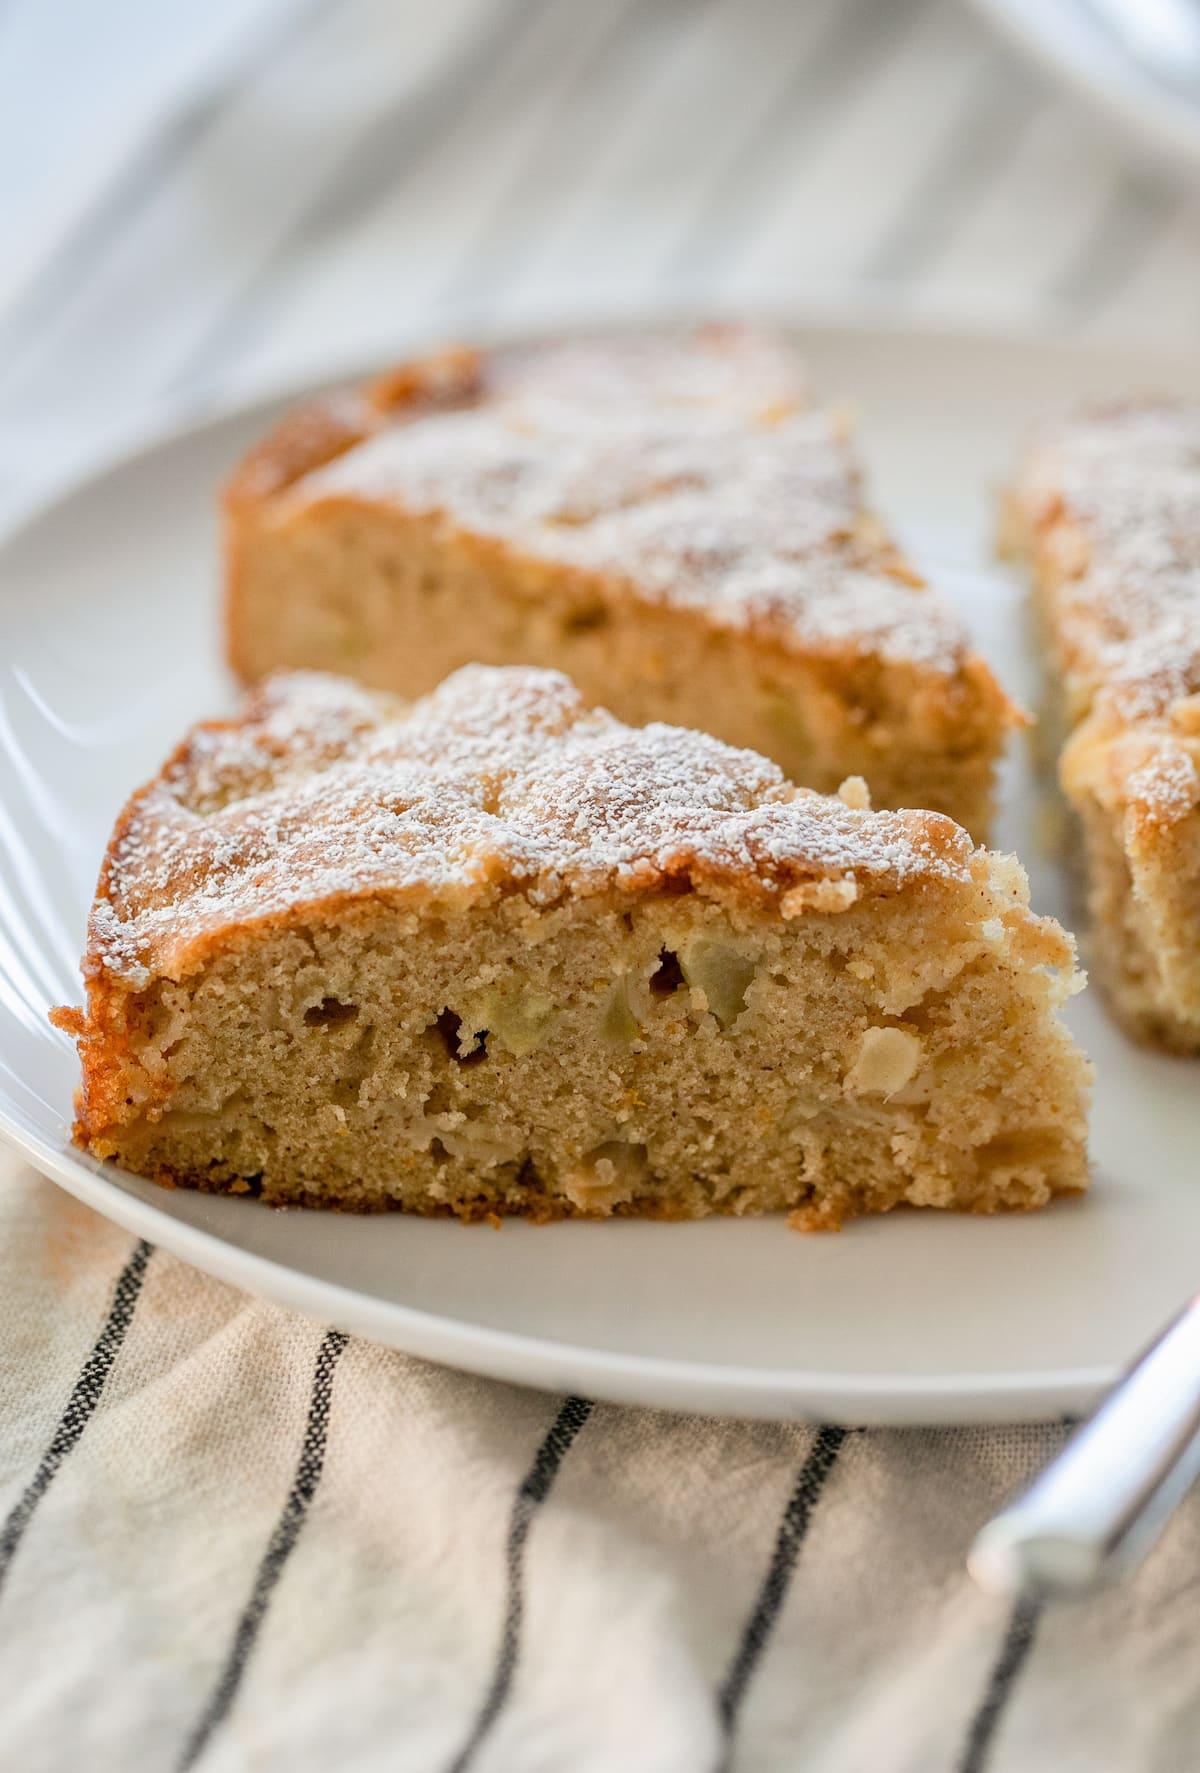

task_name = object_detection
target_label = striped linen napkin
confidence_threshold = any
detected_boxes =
[5,1164,1200,1772]
[4,1,1200,1767]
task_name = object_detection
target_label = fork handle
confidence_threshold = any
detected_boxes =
[969,1293,1200,1601]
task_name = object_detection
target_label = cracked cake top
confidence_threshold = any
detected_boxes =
[88,665,975,985]
[232,326,990,678]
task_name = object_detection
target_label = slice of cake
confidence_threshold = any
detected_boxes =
[1005,402,1200,1051]
[53,666,1090,1228]
[224,326,1017,841]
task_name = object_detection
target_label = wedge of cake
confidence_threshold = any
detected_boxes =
[1005,402,1200,1051]
[225,326,1017,841]
[53,666,1089,1227]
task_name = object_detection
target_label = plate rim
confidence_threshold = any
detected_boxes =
[0,1113,1113,1424]
[8,292,1200,548]
[3,306,1169,1424]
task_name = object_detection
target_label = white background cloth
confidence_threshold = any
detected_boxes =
[3,2,1200,1767]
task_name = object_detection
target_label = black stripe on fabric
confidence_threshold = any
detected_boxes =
[167,0,547,400]
[0,0,331,368]
[861,53,1042,288]
[668,0,926,283]
[445,1396,594,1773]
[715,1425,846,1756]
[178,1328,349,1772]
[1048,171,1181,321]
[0,1238,153,1600]
[957,1596,1042,1773]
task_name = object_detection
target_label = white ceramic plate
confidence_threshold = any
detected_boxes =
[3,318,1198,1425]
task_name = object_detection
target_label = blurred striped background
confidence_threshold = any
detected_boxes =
[1,0,1195,526]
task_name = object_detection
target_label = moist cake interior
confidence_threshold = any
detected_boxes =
[55,667,1091,1227]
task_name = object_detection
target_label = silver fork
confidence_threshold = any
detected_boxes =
[969,1293,1200,1600]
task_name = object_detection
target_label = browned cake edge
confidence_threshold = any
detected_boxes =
[222,329,1020,840]
[1002,469,1200,1052]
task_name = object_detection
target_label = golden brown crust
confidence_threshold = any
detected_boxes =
[1007,402,1200,1047]
[223,328,792,514]
[226,326,1019,698]
[224,345,485,511]
[76,665,973,990]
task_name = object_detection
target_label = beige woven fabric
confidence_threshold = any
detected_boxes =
[3,1152,1200,1773]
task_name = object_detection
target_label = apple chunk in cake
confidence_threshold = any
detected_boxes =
[224,326,1017,840]
[1005,402,1200,1051]
[53,667,1090,1227]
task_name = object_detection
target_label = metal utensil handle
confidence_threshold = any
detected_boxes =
[969,1292,1200,1601]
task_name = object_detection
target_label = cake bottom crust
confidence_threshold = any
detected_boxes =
[104,1149,1084,1233]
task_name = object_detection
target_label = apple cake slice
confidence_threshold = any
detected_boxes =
[224,326,1017,841]
[53,666,1089,1227]
[1005,402,1200,1051]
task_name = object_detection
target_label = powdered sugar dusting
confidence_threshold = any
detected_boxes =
[1128,744,1200,824]
[1020,401,1200,721]
[286,328,968,674]
[93,667,971,983]
[488,325,811,412]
